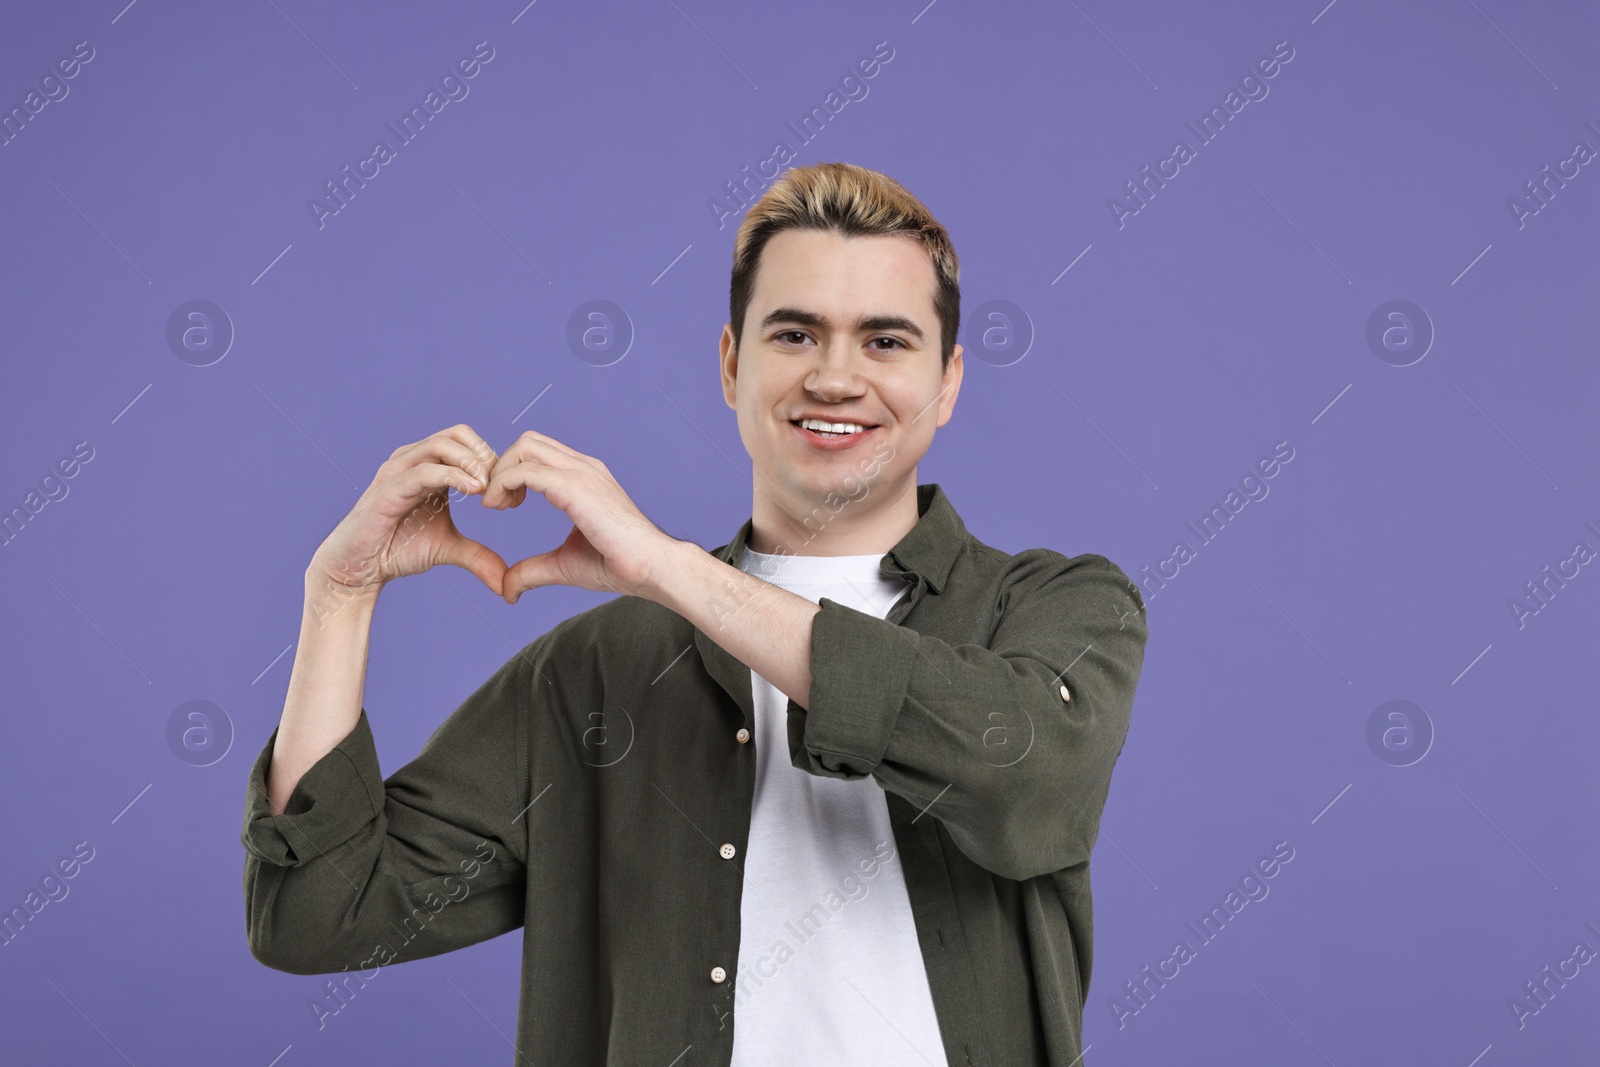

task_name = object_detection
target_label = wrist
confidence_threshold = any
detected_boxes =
[303,564,383,629]
[639,536,709,613]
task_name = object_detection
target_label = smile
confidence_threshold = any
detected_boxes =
[790,418,878,449]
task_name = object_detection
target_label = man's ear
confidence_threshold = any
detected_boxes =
[719,323,739,410]
[935,342,964,428]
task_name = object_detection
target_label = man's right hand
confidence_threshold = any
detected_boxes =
[307,423,509,603]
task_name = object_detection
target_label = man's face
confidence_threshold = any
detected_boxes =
[719,228,963,513]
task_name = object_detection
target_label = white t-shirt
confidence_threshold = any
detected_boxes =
[728,544,949,1066]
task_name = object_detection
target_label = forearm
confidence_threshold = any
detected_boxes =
[265,571,380,814]
[648,539,820,707]
[788,552,1149,881]
[244,600,534,975]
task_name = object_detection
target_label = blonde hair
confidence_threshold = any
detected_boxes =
[729,162,960,371]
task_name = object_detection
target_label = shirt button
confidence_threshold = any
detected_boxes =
[710,966,727,983]
[719,842,737,860]
[1058,683,1071,702]
[736,728,750,743]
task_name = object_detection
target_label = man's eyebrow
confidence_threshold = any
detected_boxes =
[759,307,926,343]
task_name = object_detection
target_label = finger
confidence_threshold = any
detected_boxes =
[390,427,499,483]
[438,531,508,597]
[483,432,593,502]
[434,423,501,474]
[390,461,484,508]
[503,427,592,465]
[481,454,561,509]
[502,545,563,605]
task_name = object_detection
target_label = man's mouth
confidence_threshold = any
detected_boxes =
[791,417,878,446]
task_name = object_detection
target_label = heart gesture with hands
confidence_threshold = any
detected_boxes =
[480,428,676,604]
[307,424,680,616]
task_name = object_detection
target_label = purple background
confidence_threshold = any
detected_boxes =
[2,0,1596,1063]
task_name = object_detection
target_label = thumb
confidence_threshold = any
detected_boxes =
[438,531,508,597]
[502,547,565,605]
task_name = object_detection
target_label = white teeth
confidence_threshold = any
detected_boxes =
[798,418,866,435]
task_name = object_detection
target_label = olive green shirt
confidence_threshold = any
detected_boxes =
[241,482,1149,1065]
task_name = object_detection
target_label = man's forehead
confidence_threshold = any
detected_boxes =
[751,231,939,329]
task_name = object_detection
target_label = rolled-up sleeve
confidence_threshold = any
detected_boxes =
[241,707,385,868]
[242,643,535,975]
[787,550,1148,882]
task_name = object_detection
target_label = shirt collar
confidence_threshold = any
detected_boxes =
[711,482,967,595]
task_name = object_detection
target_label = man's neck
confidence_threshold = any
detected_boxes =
[747,475,922,557]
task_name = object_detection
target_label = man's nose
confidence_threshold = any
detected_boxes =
[804,342,867,396]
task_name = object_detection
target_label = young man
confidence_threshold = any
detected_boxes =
[242,162,1149,1065]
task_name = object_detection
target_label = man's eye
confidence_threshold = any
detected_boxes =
[778,331,810,345]
[871,337,904,350]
